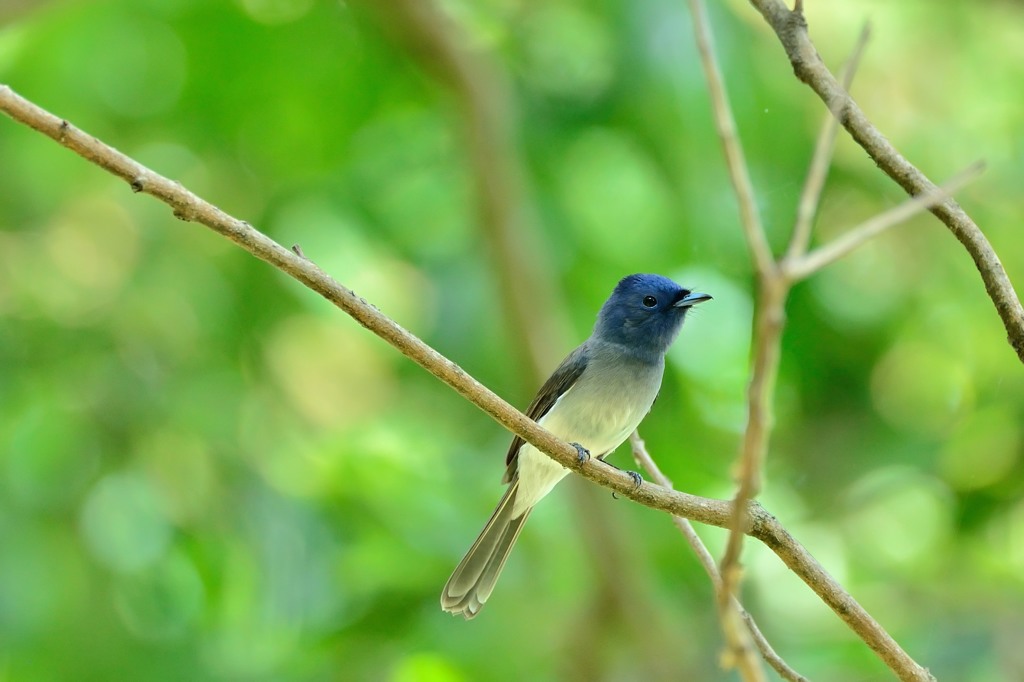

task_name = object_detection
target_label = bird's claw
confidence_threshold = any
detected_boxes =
[570,442,591,466]
[625,470,643,489]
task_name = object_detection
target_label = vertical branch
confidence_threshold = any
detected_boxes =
[723,25,871,637]
[684,1,776,676]
[686,0,774,279]
[631,433,809,682]
[720,30,874,616]
[686,12,891,676]
[717,277,786,622]
[785,23,870,262]
[685,4,969,679]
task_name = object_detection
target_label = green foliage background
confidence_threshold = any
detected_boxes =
[1,0,1023,680]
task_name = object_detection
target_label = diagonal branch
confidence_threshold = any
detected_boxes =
[0,82,682,518]
[0,82,932,679]
[749,0,1024,363]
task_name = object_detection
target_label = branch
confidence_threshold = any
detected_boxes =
[749,0,1024,363]
[687,0,774,279]
[685,1,776,675]
[682,10,944,679]
[631,433,808,682]
[0,82,929,678]
[784,22,870,262]
[786,163,985,281]
[716,272,785,673]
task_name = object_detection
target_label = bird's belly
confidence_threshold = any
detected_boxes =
[513,445,571,517]
[510,380,655,517]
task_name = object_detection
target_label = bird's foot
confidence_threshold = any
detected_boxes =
[610,471,643,499]
[601,460,644,490]
[569,442,591,466]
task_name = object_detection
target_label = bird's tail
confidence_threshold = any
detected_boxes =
[440,480,532,619]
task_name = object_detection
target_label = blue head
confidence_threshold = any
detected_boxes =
[593,274,711,358]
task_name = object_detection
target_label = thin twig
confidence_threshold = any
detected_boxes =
[717,273,785,668]
[680,2,945,679]
[0,83,932,681]
[786,162,985,281]
[717,29,875,654]
[784,22,871,262]
[749,0,1024,364]
[687,0,774,279]
[686,1,775,676]
[631,433,809,682]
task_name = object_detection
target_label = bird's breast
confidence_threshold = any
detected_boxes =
[541,358,663,457]
[511,356,664,516]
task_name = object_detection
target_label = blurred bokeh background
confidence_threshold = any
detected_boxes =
[2,0,1023,680]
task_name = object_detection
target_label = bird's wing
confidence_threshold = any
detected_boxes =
[501,343,590,484]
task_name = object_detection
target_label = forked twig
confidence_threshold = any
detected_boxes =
[786,163,985,281]
[786,22,871,262]
[631,432,809,682]
[682,5,965,680]
[750,0,1024,363]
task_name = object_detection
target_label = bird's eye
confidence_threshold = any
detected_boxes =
[642,295,657,308]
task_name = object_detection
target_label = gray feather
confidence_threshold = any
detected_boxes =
[440,480,532,619]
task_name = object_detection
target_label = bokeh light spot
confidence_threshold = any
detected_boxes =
[844,466,953,568]
[519,4,614,101]
[940,405,1020,491]
[263,314,394,428]
[391,653,465,682]
[235,0,314,25]
[85,17,186,118]
[114,549,205,641]
[80,471,172,573]
[871,341,973,437]
[668,268,752,431]
[0,524,88,638]
[558,128,674,262]
[4,403,100,510]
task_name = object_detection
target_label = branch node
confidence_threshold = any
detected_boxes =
[172,195,198,222]
[130,176,145,193]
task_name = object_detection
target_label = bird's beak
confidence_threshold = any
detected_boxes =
[673,291,712,308]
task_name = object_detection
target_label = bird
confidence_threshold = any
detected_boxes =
[440,273,711,619]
